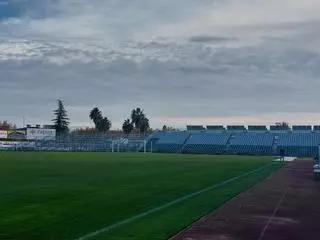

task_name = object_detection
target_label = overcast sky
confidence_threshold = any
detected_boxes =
[1,0,320,129]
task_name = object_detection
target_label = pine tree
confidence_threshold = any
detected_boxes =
[52,100,70,135]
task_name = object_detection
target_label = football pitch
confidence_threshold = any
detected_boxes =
[0,152,280,240]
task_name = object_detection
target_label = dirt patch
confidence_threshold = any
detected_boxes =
[172,160,320,240]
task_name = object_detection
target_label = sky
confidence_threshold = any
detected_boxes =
[1,0,320,129]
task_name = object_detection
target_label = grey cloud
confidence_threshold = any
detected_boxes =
[243,20,320,32]
[1,41,320,127]
[189,35,237,43]
[1,0,320,128]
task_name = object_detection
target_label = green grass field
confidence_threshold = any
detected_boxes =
[0,152,280,240]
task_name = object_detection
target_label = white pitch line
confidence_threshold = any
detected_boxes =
[258,187,288,240]
[75,162,277,240]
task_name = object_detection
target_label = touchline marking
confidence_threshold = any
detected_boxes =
[75,162,277,240]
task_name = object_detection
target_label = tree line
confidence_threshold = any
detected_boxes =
[0,121,16,130]
[1,99,292,135]
[52,100,150,136]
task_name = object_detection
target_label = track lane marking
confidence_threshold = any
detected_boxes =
[258,186,288,240]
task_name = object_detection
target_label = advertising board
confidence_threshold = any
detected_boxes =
[0,141,35,149]
[26,128,56,140]
[0,130,7,139]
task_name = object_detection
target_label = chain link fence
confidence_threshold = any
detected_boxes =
[0,136,150,153]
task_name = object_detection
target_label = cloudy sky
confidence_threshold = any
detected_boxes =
[1,0,320,129]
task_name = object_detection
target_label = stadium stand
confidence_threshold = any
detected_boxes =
[183,132,230,154]
[270,125,291,132]
[227,125,247,131]
[4,124,320,157]
[227,132,274,155]
[292,125,312,132]
[313,126,320,131]
[186,125,205,131]
[144,125,320,157]
[248,125,268,131]
[152,131,191,153]
[275,132,319,157]
[206,125,226,131]
[145,131,166,152]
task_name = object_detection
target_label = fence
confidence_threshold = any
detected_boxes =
[0,137,150,153]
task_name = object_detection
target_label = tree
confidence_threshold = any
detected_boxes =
[52,100,69,135]
[89,107,103,128]
[0,121,16,130]
[71,127,96,135]
[99,117,112,132]
[131,108,145,130]
[139,117,150,135]
[122,119,134,135]
[275,122,290,129]
[89,107,111,132]
[162,125,177,131]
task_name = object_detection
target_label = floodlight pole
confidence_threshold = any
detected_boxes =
[144,140,146,153]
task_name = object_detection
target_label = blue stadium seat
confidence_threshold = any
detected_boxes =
[152,131,191,153]
[227,132,274,155]
[275,132,320,157]
[183,132,230,154]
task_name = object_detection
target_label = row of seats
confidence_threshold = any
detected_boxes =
[276,134,320,146]
[183,132,230,154]
[229,132,274,146]
[227,145,273,155]
[227,132,274,155]
[151,131,191,153]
